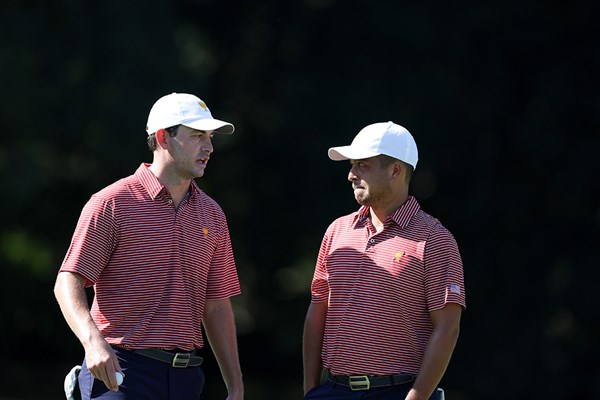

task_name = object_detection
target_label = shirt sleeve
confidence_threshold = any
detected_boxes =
[59,194,118,287]
[423,224,466,311]
[205,211,241,300]
[311,230,332,303]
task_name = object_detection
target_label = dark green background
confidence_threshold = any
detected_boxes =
[1,0,598,399]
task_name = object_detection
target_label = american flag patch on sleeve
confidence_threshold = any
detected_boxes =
[449,284,461,294]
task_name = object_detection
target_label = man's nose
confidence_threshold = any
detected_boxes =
[348,169,357,182]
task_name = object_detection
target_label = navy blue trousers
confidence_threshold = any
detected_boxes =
[304,381,443,400]
[78,347,205,400]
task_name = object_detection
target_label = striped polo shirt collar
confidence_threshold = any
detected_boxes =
[353,195,421,229]
[390,195,421,228]
[355,206,370,225]
[134,163,202,200]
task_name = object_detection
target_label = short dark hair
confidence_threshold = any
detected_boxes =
[147,125,180,152]
[377,154,414,183]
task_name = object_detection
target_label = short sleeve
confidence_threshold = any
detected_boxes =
[423,224,466,311]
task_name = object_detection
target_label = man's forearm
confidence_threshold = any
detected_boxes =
[54,271,104,349]
[302,302,327,393]
[203,299,244,397]
[302,325,324,392]
[406,305,461,400]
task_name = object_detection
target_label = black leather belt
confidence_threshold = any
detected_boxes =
[328,371,415,391]
[134,349,203,368]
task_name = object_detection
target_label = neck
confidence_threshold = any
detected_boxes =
[149,163,192,208]
[369,192,409,230]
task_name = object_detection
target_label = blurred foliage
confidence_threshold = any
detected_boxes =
[1,0,599,399]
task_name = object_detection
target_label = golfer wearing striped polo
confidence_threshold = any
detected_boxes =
[54,93,244,399]
[303,121,466,400]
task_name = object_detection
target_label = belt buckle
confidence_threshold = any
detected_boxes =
[349,375,370,391]
[172,352,191,368]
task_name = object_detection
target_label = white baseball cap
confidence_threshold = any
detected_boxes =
[146,92,235,135]
[328,121,418,169]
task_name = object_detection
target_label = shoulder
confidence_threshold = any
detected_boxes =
[81,175,141,216]
[414,210,460,253]
[193,188,227,218]
[92,175,138,201]
[413,208,441,228]
[409,208,458,244]
[322,211,360,238]
[328,211,358,230]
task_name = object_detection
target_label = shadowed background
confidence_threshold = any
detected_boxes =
[1,0,598,399]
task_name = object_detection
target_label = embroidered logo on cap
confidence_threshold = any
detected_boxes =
[198,101,208,111]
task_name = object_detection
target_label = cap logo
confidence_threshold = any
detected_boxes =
[198,101,208,111]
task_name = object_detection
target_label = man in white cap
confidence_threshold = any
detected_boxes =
[54,93,244,400]
[303,122,466,400]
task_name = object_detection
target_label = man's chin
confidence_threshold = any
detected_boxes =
[193,167,207,178]
[354,195,368,205]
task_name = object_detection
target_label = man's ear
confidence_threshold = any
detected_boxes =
[391,161,404,179]
[156,129,168,148]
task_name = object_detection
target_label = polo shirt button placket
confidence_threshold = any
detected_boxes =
[366,238,376,252]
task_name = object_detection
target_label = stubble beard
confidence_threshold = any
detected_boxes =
[354,189,371,206]
[354,184,390,207]
[173,159,205,180]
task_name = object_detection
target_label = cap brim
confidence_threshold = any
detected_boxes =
[182,118,235,134]
[328,146,380,161]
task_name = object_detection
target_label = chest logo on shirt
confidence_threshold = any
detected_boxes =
[393,251,405,262]
[202,228,209,236]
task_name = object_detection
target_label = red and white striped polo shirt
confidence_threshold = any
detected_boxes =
[59,163,241,351]
[311,196,465,376]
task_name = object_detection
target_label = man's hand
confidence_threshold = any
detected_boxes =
[54,272,123,391]
[84,338,122,391]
